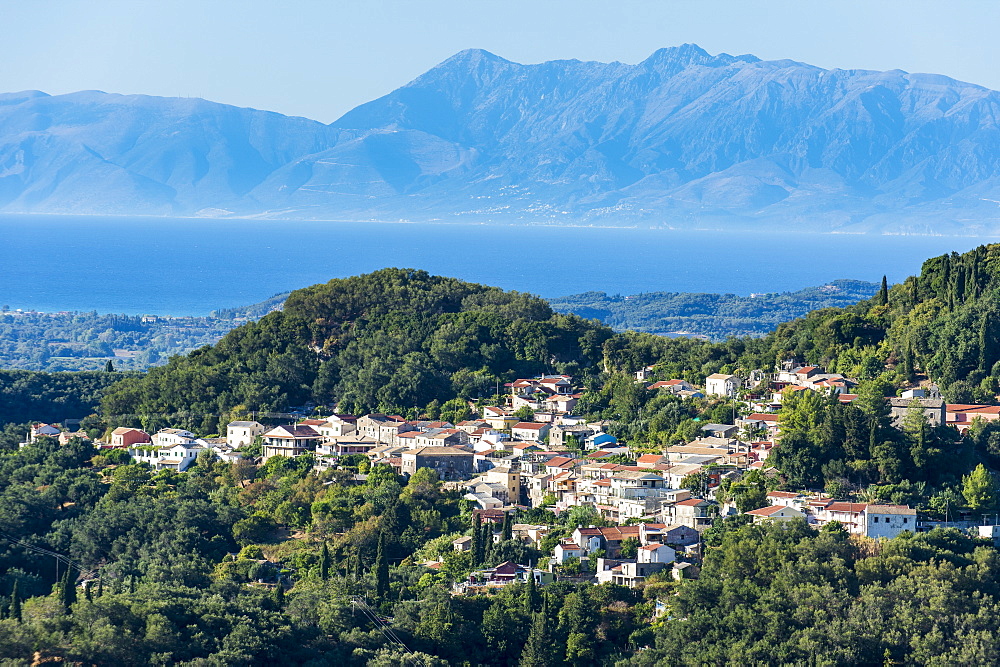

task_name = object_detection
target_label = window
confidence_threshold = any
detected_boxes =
[903,518,908,524]
[872,517,878,523]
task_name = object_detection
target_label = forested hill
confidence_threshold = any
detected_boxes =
[745,243,1000,403]
[100,269,612,433]
[579,242,1000,411]
[549,279,879,340]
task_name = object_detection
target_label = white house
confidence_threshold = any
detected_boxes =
[129,442,204,471]
[864,505,917,539]
[553,540,586,564]
[705,374,741,398]
[152,428,197,448]
[511,422,551,442]
[637,542,676,564]
[318,415,358,439]
[226,421,265,448]
[745,505,807,523]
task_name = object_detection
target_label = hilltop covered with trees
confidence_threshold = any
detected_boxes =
[100,269,612,434]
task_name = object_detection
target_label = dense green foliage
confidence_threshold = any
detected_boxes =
[637,520,1000,665]
[0,370,126,429]
[549,279,878,340]
[768,382,971,503]
[101,269,612,433]
[0,438,647,665]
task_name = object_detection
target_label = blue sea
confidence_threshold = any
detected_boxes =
[0,214,992,316]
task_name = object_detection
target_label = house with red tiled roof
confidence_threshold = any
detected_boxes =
[512,422,551,442]
[553,540,585,564]
[946,404,1000,432]
[745,505,806,522]
[544,456,578,476]
[636,453,668,467]
[571,525,641,558]
[637,542,675,563]
[110,427,151,448]
[648,379,696,394]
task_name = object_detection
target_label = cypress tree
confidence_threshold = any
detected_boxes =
[520,595,556,667]
[96,577,103,597]
[273,579,285,608]
[501,512,513,542]
[319,542,331,581]
[10,581,21,622]
[472,513,484,567]
[878,275,889,306]
[84,581,92,603]
[354,548,364,580]
[523,570,539,614]
[375,532,389,600]
[60,569,76,612]
[902,341,915,382]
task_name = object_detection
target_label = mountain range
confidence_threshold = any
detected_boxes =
[4,44,1000,233]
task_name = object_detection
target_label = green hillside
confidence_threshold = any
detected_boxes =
[101,269,612,433]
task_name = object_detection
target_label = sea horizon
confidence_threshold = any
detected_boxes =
[1,213,993,316]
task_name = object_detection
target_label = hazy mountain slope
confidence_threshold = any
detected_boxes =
[282,44,1000,230]
[0,90,342,214]
[4,45,1000,231]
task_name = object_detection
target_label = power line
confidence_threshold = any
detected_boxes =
[351,595,417,664]
[0,531,100,582]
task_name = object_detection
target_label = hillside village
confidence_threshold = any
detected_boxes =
[22,357,998,592]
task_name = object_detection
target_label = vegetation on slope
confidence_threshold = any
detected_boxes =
[101,269,612,433]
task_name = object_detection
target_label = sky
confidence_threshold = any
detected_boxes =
[2,0,997,124]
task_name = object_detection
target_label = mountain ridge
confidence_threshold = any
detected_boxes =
[3,45,1000,232]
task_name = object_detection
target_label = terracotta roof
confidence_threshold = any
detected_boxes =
[767,491,801,499]
[745,413,779,421]
[746,505,792,517]
[946,404,991,412]
[825,502,868,513]
[513,422,546,430]
[598,526,640,540]
[675,498,709,507]
[546,456,577,468]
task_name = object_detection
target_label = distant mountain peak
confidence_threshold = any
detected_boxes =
[640,43,761,71]
[442,48,509,64]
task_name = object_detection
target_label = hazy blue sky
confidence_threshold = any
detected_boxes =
[3,0,996,123]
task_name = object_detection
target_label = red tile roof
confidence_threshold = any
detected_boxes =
[825,502,868,513]
[746,505,791,517]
